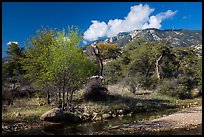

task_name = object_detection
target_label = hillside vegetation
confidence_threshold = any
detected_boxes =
[2,26,202,134]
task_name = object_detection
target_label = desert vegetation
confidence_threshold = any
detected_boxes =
[2,26,202,135]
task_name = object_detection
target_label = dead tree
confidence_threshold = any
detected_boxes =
[91,42,103,77]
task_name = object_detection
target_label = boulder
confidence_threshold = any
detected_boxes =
[118,114,124,119]
[116,109,123,115]
[112,114,116,117]
[136,102,143,107]
[102,113,112,119]
[191,88,201,97]
[127,112,133,117]
[64,112,82,123]
[93,115,102,121]
[40,108,65,122]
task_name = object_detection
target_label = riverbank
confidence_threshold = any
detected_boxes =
[98,106,202,135]
[2,84,202,135]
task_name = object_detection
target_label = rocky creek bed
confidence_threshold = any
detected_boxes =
[2,106,202,135]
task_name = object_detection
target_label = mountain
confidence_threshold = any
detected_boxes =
[97,28,202,47]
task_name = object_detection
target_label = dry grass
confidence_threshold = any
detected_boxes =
[73,84,202,114]
[2,98,52,123]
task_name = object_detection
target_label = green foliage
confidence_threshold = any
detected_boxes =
[103,59,123,84]
[21,26,98,104]
[96,42,121,60]
[50,27,97,94]
[103,37,201,99]
[157,77,194,99]
[2,42,25,87]
[127,43,154,77]
[21,27,56,87]
[123,37,147,53]
[34,92,43,98]
[136,74,158,90]
[196,58,202,92]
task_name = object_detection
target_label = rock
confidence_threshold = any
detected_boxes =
[94,115,102,121]
[112,114,116,117]
[40,108,65,122]
[78,115,85,121]
[83,112,92,121]
[102,113,112,119]
[92,112,102,121]
[65,113,83,123]
[127,112,133,117]
[92,112,98,116]
[118,114,124,119]
[117,109,123,115]
[194,102,198,105]
[92,112,98,120]
[191,88,200,97]
[108,111,113,115]
[83,112,90,117]
[15,112,21,117]
[136,102,143,107]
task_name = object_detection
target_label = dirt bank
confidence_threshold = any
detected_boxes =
[102,106,202,135]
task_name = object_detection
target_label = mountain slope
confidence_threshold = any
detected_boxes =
[100,28,202,47]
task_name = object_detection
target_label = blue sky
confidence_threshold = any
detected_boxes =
[2,2,202,57]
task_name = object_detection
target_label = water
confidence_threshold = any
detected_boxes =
[11,108,202,135]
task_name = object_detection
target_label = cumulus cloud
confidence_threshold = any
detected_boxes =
[83,4,177,42]
[7,41,19,45]
[143,10,177,29]
[83,20,108,41]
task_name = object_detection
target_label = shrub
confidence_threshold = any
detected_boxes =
[2,87,14,105]
[157,79,177,97]
[83,78,109,101]
[157,77,194,99]
[103,59,123,85]
[175,84,191,99]
[120,77,138,93]
[136,74,158,90]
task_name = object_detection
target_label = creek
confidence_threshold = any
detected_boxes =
[10,107,202,135]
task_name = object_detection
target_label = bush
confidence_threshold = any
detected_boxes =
[2,87,14,105]
[157,78,194,99]
[175,84,191,99]
[136,74,158,90]
[120,77,138,93]
[83,78,109,101]
[103,59,123,85]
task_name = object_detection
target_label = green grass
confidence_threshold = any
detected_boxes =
[151,92,202,108]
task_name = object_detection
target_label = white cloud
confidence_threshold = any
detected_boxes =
[83,20,108,41]
[7,41,19,45]
[182,14,191,20]
[83,4,177,41]
[143,10,177,29]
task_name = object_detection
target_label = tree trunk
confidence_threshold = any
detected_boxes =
[66,90,69,104]
[62,71,66,111]
[47,91,50,105]
[62,91,65,111]
[92,45,103,77]
[145,60,154,77]
[156,55,163,80]
[69,90,74,104]
[58,89,61,104]
[98,56,103,77]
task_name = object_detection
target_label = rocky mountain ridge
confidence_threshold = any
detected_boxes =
[95,28,202,48]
